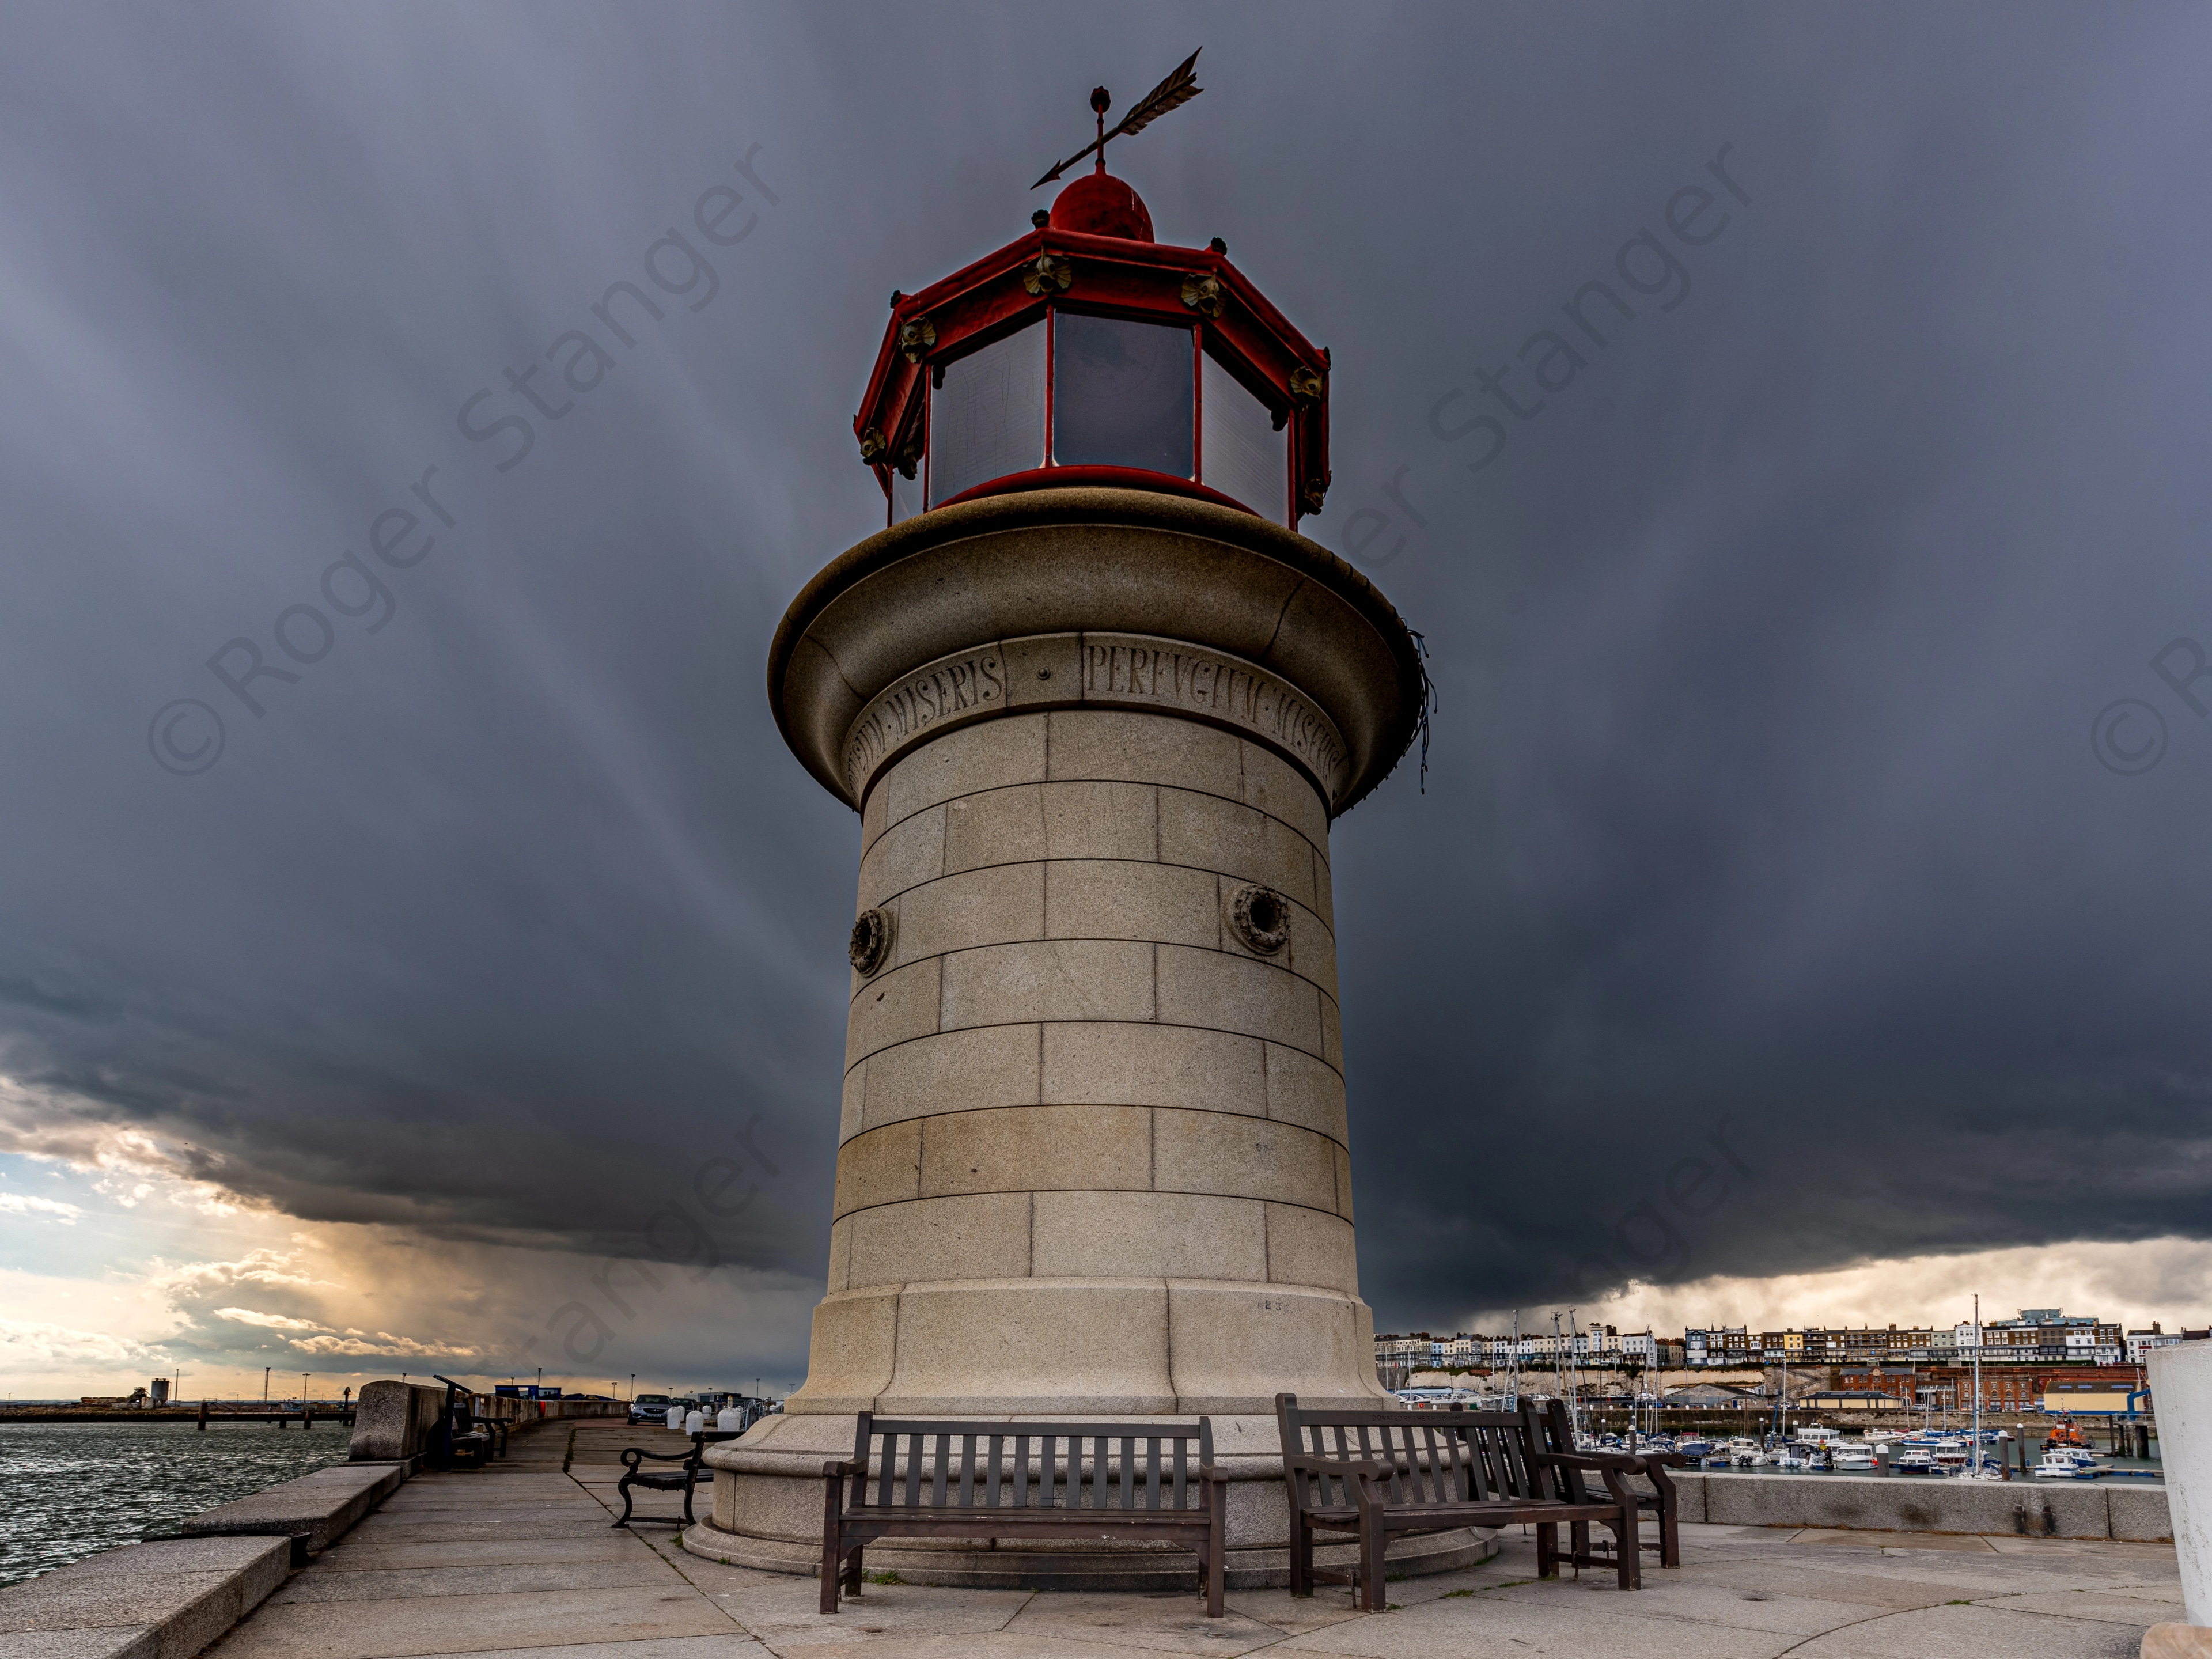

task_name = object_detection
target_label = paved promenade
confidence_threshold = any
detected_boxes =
[203,1421,2188,1658]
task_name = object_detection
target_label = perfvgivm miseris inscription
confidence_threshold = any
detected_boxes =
[841,632,1349,805]
[841,650,1007,793]
[1080,640,1347,797]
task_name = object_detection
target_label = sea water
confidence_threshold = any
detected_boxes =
[0,1421,351,1585]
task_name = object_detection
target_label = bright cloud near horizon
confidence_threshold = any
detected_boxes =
[3,6,2211,1398]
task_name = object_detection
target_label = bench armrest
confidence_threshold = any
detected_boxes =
[1282,1452,1387,1479]
[821,1458,865,1479]
[1533,1449,1638,1504]
[1198,1462,1228,1483]
[620,1447,693,1471]
[1536,1449,1642,1474]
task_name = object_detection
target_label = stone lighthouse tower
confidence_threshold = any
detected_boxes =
[695,82,1463,1584]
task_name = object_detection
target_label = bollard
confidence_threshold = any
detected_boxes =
[196,1399,209,1432]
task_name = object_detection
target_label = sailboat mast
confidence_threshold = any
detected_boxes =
[1972,1294,1983,1475]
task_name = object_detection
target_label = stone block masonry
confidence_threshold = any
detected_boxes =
[715,485,1443,1585]
[0,1533,294,1659]
[1673,1471,2170,1541]
[812,704,1362,1419]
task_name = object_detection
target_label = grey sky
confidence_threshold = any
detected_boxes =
[4,2,2210,1385]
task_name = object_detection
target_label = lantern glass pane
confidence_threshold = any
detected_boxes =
[1052,313,1194,476]
[891,457,923,523]
[1200,353,1286,521]
[928,322,1046,506]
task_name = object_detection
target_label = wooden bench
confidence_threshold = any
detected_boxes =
[1533,1399,1688,1569]
[1274,1392,1644,1609]
[612,1431,737,1528]
[819,1415,1225,1616]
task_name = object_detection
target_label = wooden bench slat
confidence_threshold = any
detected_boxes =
[822,1414,1224,1618]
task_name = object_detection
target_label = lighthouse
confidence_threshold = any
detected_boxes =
[696,64,1474,1586]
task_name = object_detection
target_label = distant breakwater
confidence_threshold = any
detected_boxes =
[0,1406,355,1426]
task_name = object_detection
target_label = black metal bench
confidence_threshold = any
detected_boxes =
[1275,1392,1643,1609]
[433,1375,502,1470]
[612,1430,737,1528]
[1532,1398,1688,1569]
[819,1414,1225,1616]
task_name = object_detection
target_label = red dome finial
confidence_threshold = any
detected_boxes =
[1048,171,1154,241]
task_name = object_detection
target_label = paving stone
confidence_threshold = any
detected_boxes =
[271,1562,671,1604]
[347,1531,623,1557]
[0,1536,291,1658]
[745,1633,1150,1658]
[0,1630,158,1659]
[1476,1575,1904,1638]
[1265,1590,1804,1657]
[1974,1588,2189,1626]
[1784,1603,2143,1658]
[404,1642,768,1659]
[313,1537,646,1573]
[184,1462,407,1552]
[205,1583,741,1657]
[1001,1589,1290,1654]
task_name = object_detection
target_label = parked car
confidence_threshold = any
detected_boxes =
[628,1392,672,1426]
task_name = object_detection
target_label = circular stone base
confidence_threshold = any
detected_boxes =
[687,1410,1498,1591]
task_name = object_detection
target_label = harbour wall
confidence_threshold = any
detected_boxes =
[347,1380,623,1462]
[1673,1470,2171,1541]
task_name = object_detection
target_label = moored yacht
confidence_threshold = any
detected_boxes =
[2032,1448,2103,1478]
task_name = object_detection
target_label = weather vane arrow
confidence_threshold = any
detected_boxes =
[1031,48,1203,190]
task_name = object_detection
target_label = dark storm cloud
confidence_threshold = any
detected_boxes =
[3,0,2210,1371]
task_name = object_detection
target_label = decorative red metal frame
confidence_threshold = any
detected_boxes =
[931,464,1260,517]
[856,225,1330,527]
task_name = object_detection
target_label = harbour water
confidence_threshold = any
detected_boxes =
[1688,1453,2165,1479]
[0,1420,351,1586]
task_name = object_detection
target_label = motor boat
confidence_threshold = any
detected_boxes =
[1796,1425,1842,1445]
[1724,1436,1763,1467]
[2032,1448,2103,1479]
[1772,1446,1810,1471]
[1931,1438,1971,1474]
[1891,1447,1938,1474]
[1832,1444,1879,1471]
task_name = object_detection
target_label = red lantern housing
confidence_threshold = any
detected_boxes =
[853,167,1331,529]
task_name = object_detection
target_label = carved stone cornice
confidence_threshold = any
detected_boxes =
[768,487,1422,818]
